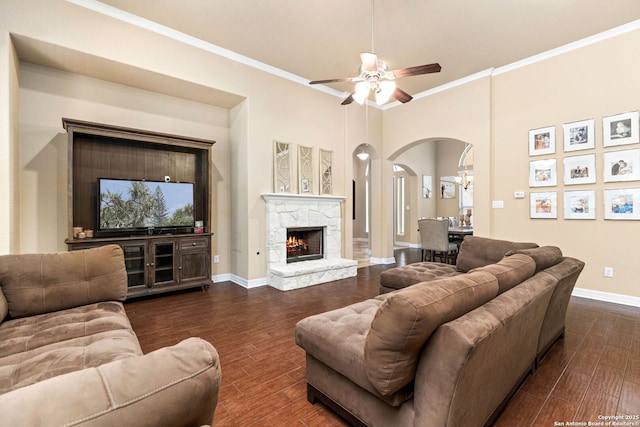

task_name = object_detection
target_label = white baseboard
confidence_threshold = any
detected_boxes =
[572,287,640,308]
[212,274,267,289]
[394,241,421,249]
[369,257,396,265]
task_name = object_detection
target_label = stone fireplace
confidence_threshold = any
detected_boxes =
[262,193,357,291]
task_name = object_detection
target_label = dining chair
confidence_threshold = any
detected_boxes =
[418,218,459,264]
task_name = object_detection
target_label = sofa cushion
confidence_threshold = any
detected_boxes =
[0,301,142,394]
[379,262,462,292]
[506,246,563,272]
[455,236,539,273]
[295,299,413,406]
[364,271,499,396]
[469,253,536,294]
[0,245,127,318]
[0,337,220,427]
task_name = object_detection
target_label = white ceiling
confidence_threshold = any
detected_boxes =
[17,1,640,107]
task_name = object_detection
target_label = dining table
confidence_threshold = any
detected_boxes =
[448,226,473,247]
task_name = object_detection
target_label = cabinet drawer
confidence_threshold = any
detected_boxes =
[179,238,209,251]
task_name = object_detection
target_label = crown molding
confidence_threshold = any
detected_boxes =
[68,1,640,111]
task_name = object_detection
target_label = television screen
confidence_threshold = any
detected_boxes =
[98,178,195,232]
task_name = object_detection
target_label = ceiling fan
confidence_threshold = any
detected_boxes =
[309,53,441,105]
[308,0,441,106]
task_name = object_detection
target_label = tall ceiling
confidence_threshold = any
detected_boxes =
[94,0,640,103]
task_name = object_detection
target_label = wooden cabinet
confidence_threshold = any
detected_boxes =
[67,234,213,298]
[178,237,211,286]
[62,118,215,299]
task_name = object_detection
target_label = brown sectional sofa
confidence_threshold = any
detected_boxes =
[0,245,221,427]
[295,236,584,427]
[379,235,540,293]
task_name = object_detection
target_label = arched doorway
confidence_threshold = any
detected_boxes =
[389,138,473,250]
[352,143,374,267]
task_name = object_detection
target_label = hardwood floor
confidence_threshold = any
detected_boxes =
[124,249,640,426]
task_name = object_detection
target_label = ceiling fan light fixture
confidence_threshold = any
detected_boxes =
[375,80,396,104]
[353,82,369,104]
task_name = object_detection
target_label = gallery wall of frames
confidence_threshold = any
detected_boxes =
[528,111,640,220]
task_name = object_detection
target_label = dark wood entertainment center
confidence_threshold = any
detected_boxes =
[63,118,215,298]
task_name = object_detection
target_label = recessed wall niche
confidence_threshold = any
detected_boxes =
[63,118,214,239]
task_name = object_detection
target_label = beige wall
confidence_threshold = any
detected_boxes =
[17,64,231,265]
[0,0,378,284]
[490,29,640,299]
[0,31,19,254]
[2,1,640,302]
[383,27,640,300]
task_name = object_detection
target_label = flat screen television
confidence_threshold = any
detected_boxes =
[98,178,195,234]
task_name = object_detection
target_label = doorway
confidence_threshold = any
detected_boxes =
[352,144,371,267]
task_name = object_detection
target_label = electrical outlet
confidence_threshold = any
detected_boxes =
[213,255,219,264]
[604,267,613,278]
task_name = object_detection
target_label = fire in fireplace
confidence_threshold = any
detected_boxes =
[286,227,324,263]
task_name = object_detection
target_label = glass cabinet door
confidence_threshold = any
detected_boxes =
[151,241,176,286]
[120,243,146,289]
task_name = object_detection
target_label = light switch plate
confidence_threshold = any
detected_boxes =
[514,191,525,199]
[492,200,505,209]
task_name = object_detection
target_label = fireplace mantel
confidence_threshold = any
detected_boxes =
[261,193,346,203]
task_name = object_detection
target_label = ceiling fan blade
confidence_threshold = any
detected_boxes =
[341,93,355,105]
[309,77,353,85]
[393,87,413,103]
[360,52,378,72]
[391,63,442,78]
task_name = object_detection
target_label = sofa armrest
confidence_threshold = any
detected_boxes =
[0,245,128,318]
[0,337,221,427]
[0,286,7,324]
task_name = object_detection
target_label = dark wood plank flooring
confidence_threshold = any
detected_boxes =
[124,249,640,426]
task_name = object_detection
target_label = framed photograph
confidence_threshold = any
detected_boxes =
[529,158,557,187]
[422,175,433,198]
[604,188,640,220]
[563,154,596,185]
[529,126,556,156]
[563,119,595,152]
[603,148,640,182]
[298,145,313,193]
[603,111,639,147]
[440,176,456,199]
[530,191,557,219]
[564,190,596,220]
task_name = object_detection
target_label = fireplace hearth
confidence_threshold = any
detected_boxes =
[287,227,323,263]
